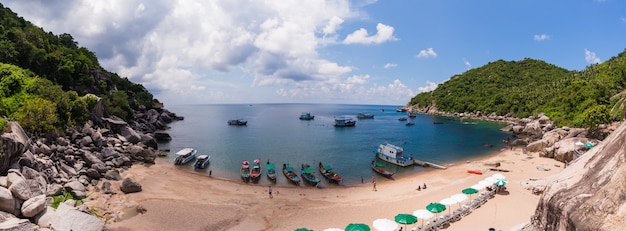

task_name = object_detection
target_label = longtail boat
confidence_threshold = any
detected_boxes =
[266,161,277,182]
[282,162,301,185]
[301,164,320,186]
[371,161,394,179]
[240,160,250,183]
[318,162,343,183]
[250,159,262,183]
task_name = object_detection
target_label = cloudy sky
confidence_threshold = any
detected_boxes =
[2,0,625,106]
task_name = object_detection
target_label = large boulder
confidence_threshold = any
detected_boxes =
[119,125,142,144]
[120,177,142,194]
[527,121,626,230]
[0,122,31,174]
[21,195,46,217]
[50,203,104,231]
[0,187,20,215]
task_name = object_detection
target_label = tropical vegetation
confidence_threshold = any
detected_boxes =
[0,4,157,134]
[409,51,626,129]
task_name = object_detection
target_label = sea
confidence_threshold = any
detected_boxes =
[157,104,512,186]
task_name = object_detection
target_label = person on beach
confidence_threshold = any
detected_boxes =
[417,185,421,191]
[372,181,377,191]
[423,183,427,189]
[269,186,273,198]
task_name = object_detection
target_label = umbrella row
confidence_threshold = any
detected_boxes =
[296,173,506,231]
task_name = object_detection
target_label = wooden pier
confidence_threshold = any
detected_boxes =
[413,159,447,169]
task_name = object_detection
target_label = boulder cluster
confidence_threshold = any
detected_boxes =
[0,106,180,230]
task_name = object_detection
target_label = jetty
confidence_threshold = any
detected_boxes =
[413,159,448,169]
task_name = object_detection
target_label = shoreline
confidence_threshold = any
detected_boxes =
[92,146,563,231]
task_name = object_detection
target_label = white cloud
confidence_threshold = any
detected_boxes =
[416,48,437,58]
[384,63,398,68]
[534,34,550,41]
[417,81,438,93]
[323,16,344,35]
[584,48,601,64]
[343,23,398,44]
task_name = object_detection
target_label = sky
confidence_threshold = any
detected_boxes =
[2,0,625,106]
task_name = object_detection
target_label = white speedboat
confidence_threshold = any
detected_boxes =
[174,148,197,165]
[193,154,211,169]
[374,143,414,167]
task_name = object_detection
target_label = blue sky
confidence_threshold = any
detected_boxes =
[2,0,625,106]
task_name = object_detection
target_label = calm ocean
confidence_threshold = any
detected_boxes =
[157,104,511,186]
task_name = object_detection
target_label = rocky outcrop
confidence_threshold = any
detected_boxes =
[0,122,31,174]
[525,121,626,231]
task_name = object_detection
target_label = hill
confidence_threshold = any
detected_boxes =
[409,51,626,127]
[0,3,156,133]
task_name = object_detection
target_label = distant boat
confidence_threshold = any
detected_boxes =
[407,111,417,118]
[266,161,277,182]
[371,161,394,178]
[318,162,342,184]
[193,154,211,169]
[299,112,315,120]
[405,122,415,126]
[300,164,320,185]
[228,119,248,125]
[357,112,375,119]
[396,108,408,112]
[174,148,197,165]
[334,116,356,127]
[398,117,407,121]
[282,162,301,185]
[250,159,262,183]
[240,160,250,182]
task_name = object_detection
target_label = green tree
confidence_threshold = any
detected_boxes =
[609,89,626,120]
[13,97,58,134]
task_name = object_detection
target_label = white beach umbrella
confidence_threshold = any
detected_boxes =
[492,173,506,180]
[412,209,434,226]
[323,228,344,231]
[470,184,484,191]
[451,193,468,204]
[484,176,496,184]
[440,197,457,215]
[478,179,493,188]
[372,218,398,231]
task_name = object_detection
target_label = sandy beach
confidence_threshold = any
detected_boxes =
[87,147,563,231]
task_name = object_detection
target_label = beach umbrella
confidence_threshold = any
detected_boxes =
[451,193,468,208]
[394,214,417,231]
[345,223,370,231]
[324,228,344,231]
[495,179,508,186]
[372,218,397,231]
[492,173,506,180]
[470,184,483,191]
[425,202,446,219]
[295,228,312,231]
[463,187,480,200]
[484,176,496,184]
[412,209,434,226]
[439,198,457,215]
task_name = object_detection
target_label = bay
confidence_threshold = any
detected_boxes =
[158,104,511,186]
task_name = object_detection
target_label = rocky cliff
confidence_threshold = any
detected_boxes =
[525,121,626,230]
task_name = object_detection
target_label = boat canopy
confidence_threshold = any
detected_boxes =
[303,168,314,173]
[285,167,295,172]
[375,163,385,167]
[267,163,275,169]
[323,165,333,170]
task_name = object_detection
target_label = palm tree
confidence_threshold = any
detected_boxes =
[610,89,626,120]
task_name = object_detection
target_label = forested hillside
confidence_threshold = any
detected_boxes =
[0,4,156,134]
[409,50,626,127]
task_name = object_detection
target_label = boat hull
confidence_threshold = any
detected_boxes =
[282,164,301,185]
[371,162,394,179]
[375,153,415,167]
[319,162,342,183]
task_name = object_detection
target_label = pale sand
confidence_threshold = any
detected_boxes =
[87,148,563,231]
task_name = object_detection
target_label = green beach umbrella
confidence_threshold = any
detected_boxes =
[394,213,417,225]
[294,228,312,231]
[426,202,446,214]
[462,187,479,200]
[345,223,370,231]
[495,179,508,186]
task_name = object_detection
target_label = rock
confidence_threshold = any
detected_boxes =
[0,217,37,231]
[528,121,626,230]
[102,182,116,195]
[119,125,142,144]
[0,187,20,216]
[46,184,64,196]
[0,122,31,174]
[50,203,104,231]
[33,206,55,228]
[21,195,46,217]
[104,169,122,181]
[120,177,142,194]
[63,181,87,199]
[154,131,172,141]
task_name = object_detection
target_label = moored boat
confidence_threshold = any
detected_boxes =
[282,162,301,185]
[250,159,262,183]
[301,164,320,185]
[240,160,250,182]
[299,112,315,120]
[334,116,356,127]
[266,160,277,182]
[228,119,248,125]
[318,162,342,183]
[374,143,415,167]
[405,122,415,126]
[398,117,407,121]
[408,110,417,118]
[357,112,375,119]
[371,161,394,179]
[193,154,211,169]
[174,148,197,165]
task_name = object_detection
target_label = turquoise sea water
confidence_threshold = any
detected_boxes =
[158,104,511,186]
